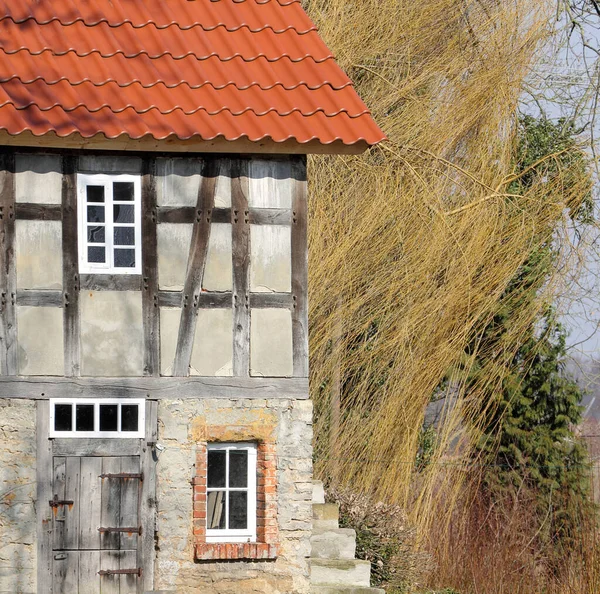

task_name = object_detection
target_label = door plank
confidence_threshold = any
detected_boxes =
[53,550,78,594]
[119,457,140,551]
[64,457,81,550]
[99,551,120,594]
[100,458,121,551]
[119,549,138,594]
[79,550,101,594]
[52,457,67,551]
[79,457,102,550]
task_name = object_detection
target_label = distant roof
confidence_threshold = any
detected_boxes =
[0,0,386,154]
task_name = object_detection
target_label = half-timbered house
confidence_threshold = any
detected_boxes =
[0,1,384,592]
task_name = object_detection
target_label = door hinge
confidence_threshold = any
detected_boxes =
[98,568,142,577]
[98,526,142,535]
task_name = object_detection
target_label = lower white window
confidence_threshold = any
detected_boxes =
[49,398,145,438]
[206,442,257,543]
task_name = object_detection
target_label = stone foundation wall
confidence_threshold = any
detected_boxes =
[155,398,313,594]
[0,400,36,594]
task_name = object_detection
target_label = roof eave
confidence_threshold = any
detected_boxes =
[0,130,378,156]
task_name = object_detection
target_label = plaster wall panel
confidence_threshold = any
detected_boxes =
[157,223,193,291]
[190,309,233,376]
[17,306,64,375]
[81,291,143,376]
[156,158,202,207]
[249,159,293,209]
[250,308,293,377]
[15,154,62,204]
[78,155,142,174]
[214,169,232,208]
[250,225,291,293]
[203,223,232,291]
[160,307,181,376]
[15,220,62,290]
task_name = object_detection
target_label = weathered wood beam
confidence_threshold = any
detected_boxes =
[79,274,143,291]
[0,153,17,375]
[140,400,157,591]
[62,156,80,377]
[15,203,62,221]
[52,439,142,457]
[248,209,292,226]
[172,158,220,377]
[249,293,294,308]
[291,157,309,378]
[142,158,159,377]
[16,290,63,307]
[157,206,291,226]
[36,402,53,594]
[0,376,309,399]
[232,159,250,377]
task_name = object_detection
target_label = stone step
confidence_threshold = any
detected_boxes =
[310,559,372,588]
[313,502,339,530]
[311,528,356,559]
[310,586,385,594]
[313,480,326,504]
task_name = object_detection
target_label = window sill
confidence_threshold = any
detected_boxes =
[195,542,278,561]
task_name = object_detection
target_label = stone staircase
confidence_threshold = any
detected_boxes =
[310,481,385,594]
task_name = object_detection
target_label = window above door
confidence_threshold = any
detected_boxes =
[49,398,146,438]
[77,173,142,275]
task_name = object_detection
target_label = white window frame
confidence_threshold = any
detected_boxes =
[206,442,257,543]
[77,173,142,275]
[49,398,146,438]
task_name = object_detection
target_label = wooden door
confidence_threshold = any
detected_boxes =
[51,456,143,594]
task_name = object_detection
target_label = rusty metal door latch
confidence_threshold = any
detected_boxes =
[98,526,143,535]
[49,494,74,508]
[98,568,142,577]
[99,473,143,480]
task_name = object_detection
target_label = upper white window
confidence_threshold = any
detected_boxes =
[77,173,142,275]
[206,443,257,543]
[49,398,146,438]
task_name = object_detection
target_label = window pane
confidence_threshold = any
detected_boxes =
[114,249,136,268]
[121,405,139,432]
[87,225,105,244]
[76,404,94,432]
[54,404,72,432]
[114,227,135,246]
[229,450,248,488]
[229,491,248,530]
[87,185,105,203]
[207,491,226,529]
[113,182,134,202]
[99,404,118,432]
[113,204,134,224]
[88,246,105,263]
[87,205,105,223]
[207,451,226,488]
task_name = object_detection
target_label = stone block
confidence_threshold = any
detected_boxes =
[203,223,232,291]
[157,223,193,291]
[250,309,293,377]
[17,306,64,375]
[15,154,62,204]
[249,160,293,209]
[310,528,357,560]
[310,559,372,588]
[190,309,233,376]
[157,158,202,207]
[160,307,181,376]
[81,291,143,376]
[250,225,291,293]
[16,220,62,290]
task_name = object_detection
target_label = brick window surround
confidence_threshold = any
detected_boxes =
[193,440,278,561]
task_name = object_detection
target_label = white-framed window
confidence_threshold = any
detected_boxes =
[49,398,146,438]
[206,443,257,543]
[77,173,142,274]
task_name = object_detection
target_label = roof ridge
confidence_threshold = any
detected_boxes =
[0,73,354,92]
[0,15,317,35]
[1,46,334,64]
[0,98,371,119]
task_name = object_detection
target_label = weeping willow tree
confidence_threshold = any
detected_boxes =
[305,0,595,548]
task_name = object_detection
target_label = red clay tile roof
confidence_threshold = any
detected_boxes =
[0,0,385,152]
